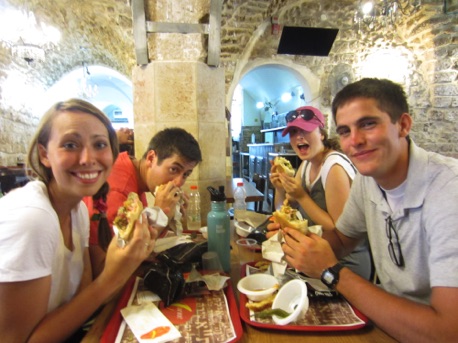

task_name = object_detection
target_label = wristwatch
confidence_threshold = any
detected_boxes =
[321,263,344,289]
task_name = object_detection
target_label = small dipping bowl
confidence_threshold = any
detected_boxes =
[271,279,309,326]
[237,273,279,302]
[199,226,208,239]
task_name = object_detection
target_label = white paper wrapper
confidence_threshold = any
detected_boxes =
[121,303,181,342]
[308,225,323,236]
[168,202,183,236]
[262,232,288,277]
[234,210,270,228]
[186,266,230,291]
[201,274,231,291]
[261,226,323,277]
[153,235,193,254]
[143,207,169,228]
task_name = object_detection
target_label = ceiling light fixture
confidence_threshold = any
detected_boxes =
[263,100,279,112]
[354,0,421,29]
[281,92,292,102]
[0,4,60,64]
[78,62,99,100]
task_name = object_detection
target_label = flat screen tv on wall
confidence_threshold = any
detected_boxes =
[277,26,339,56]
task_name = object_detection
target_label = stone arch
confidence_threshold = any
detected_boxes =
[39,65,134,129]
[228,58,321,108]
[227,59,323,138]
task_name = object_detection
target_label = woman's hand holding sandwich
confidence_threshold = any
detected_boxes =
[102,212,158,293]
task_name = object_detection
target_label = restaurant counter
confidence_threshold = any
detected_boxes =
[82,233,397,343]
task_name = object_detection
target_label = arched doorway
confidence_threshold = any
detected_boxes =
[228,62,320,182]
[230,62,317,150]
[39,65,133,129]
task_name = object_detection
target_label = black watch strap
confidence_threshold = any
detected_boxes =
[321,262,344,289]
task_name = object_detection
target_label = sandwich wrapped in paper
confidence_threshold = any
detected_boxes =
[263,201,322,277]
[113,192,168,247]
[272,200,308,234]
[262,227,322,277]
[113,192,143,245]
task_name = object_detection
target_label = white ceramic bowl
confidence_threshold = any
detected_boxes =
[237,273,279,302]
[199,226,208,239]
[235,221,254,237]
[271,279,309,325]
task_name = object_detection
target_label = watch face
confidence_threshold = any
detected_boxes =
[322,270,334,285]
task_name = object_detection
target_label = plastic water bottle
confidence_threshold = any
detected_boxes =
[187,185,201,231]
[233,181,247,221]
[207,186,231,272]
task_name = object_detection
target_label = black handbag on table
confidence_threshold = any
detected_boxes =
[143,241,208,307]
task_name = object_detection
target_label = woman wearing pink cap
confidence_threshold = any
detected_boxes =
[269,106,371,279]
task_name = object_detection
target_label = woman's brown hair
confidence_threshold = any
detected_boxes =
[321,128,342,153]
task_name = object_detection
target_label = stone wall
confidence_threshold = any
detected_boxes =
[0,0,457,167]
[0,0,135,166]
[221,0,458,157]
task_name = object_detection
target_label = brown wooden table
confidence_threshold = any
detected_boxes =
[225,177,264,204]
[82,234,397,343]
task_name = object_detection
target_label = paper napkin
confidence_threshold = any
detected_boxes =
[121,303,181,342]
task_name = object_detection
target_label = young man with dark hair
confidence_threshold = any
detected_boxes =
[85,127,202,277]
[278,78,458,342]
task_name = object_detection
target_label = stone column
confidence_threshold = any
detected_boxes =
[132,0,226,224]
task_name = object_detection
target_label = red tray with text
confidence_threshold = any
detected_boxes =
[238,263,368,332]
[101,276,242,342]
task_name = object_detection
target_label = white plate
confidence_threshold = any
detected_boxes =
[235,220,255,237]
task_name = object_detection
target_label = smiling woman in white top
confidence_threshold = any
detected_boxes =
[0,99,157,343]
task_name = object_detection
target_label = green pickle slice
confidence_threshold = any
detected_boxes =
[255,308,291,319]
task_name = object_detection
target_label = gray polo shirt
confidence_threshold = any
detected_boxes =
[337,140,458,304]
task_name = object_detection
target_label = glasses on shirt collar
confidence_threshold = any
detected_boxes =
[385,216,404,267]
[285,109,324,126]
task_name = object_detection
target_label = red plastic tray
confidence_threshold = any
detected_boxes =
[101,276,243,343]
[238,263,369,332]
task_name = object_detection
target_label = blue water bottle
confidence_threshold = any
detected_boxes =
[207,186,231,272]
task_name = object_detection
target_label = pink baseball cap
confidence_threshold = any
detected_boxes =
[281,106,325,137]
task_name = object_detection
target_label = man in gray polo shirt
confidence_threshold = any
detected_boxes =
[280,78,458,342]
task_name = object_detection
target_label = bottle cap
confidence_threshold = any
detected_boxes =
[207,186,226,202]
[237,182,244,186]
